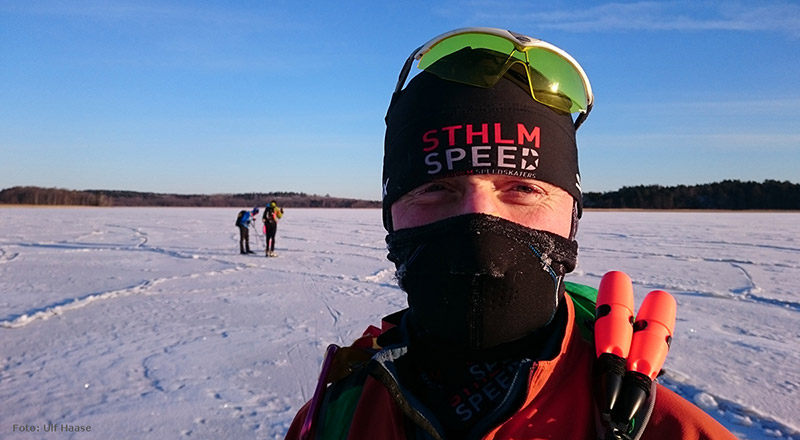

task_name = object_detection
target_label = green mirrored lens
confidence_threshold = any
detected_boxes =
[524,48,587,113]
[418,33,519,70]
[416,32,588,114]
[423,47,517,89]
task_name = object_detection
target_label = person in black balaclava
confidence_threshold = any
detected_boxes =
[376,69,586,438]
[285,28,737,440]
[382,70,581,359]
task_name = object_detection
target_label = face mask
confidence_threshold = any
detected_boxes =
[386,213,578,353]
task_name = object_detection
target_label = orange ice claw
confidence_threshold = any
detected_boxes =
[627,290,677,380]
[595,271,635,358]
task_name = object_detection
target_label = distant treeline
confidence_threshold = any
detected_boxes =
[583,180,799,210]
[0,186,381,208]
[2,180,798,210]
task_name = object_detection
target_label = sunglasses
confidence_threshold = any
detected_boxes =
[391,27,594,130]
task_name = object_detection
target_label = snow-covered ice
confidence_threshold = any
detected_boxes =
[1,207,798,439]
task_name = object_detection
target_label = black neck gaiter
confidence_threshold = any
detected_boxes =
[386,213,578,356]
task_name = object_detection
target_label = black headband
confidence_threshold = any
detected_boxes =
[382,71,582,231]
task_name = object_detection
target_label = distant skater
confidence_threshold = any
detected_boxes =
[235,207,259,254]
[262,200,284,257]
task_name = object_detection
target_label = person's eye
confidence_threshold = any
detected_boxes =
[423,184,444,193]
[500,181,548,205]
[511,183,545,195]
[413,182,448,195]
[401,182,454,205]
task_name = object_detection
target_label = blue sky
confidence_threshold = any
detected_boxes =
[2,1,798,201]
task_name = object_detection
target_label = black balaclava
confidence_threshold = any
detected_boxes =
[383,71,582,355]
[387,213,577,354]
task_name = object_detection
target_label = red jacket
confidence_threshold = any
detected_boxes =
[286,296,736,440]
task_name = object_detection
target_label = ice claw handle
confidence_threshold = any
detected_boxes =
[612,290,677,425]
[594,271,635,416]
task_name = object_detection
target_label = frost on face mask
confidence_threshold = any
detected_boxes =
[386,213,577,353]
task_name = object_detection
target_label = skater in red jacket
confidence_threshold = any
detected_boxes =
[286,27,736,440]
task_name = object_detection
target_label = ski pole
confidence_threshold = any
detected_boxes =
[250,220,263,249]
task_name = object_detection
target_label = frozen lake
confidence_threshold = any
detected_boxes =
[1,207,798,439]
